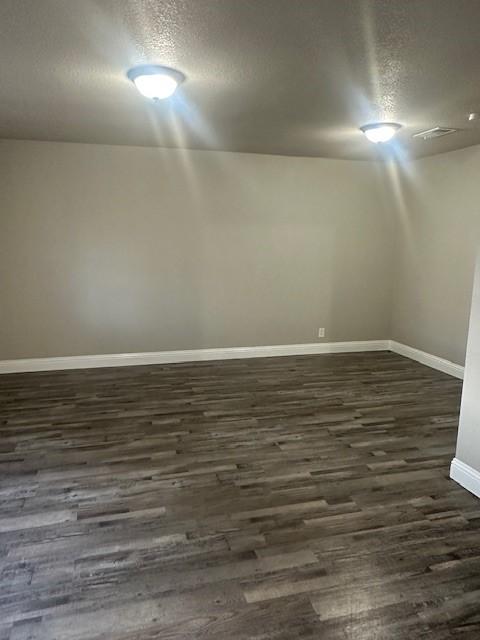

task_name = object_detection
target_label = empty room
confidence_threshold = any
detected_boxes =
[2,1,480,638]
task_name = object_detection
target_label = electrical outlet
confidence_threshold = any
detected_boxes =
[318,328,325,338]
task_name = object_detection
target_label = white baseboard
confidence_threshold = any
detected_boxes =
[450,458,480,499]
[0,339,465,377]
[389,340,464,380]
[0,340,390,374]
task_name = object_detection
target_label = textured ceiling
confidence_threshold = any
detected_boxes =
[1,0,480,159]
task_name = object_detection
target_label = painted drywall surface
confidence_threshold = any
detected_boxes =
[456,255,480,470]
[390,145,480,366]
[0,140,393,359]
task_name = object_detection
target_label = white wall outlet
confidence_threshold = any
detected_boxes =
[318,328,325,338]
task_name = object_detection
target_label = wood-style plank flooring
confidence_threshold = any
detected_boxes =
[1,351,479,639]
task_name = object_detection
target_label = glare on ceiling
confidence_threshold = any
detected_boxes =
[360,122,402,143]
[127,65,185,100]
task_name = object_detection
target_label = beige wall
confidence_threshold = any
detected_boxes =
[390,145,480,366]
[0,140,393,359]
[2,138,479,366]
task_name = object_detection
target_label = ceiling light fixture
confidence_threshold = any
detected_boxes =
[360,122,402,143]
[127,65,185,100]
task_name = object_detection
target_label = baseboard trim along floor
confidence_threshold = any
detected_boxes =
[0,340,389,374]
[389,340,464,380]
[450,458,480,499]
[0,339,465,377]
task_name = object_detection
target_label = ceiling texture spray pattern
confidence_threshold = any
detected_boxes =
[1,0,480,159]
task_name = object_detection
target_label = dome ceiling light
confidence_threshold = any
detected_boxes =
[360,122,402,143]
[127,65,185,100]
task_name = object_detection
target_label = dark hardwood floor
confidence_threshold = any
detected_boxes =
[1,351,479,639]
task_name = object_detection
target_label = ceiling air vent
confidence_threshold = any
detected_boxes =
[413,127,457,140]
